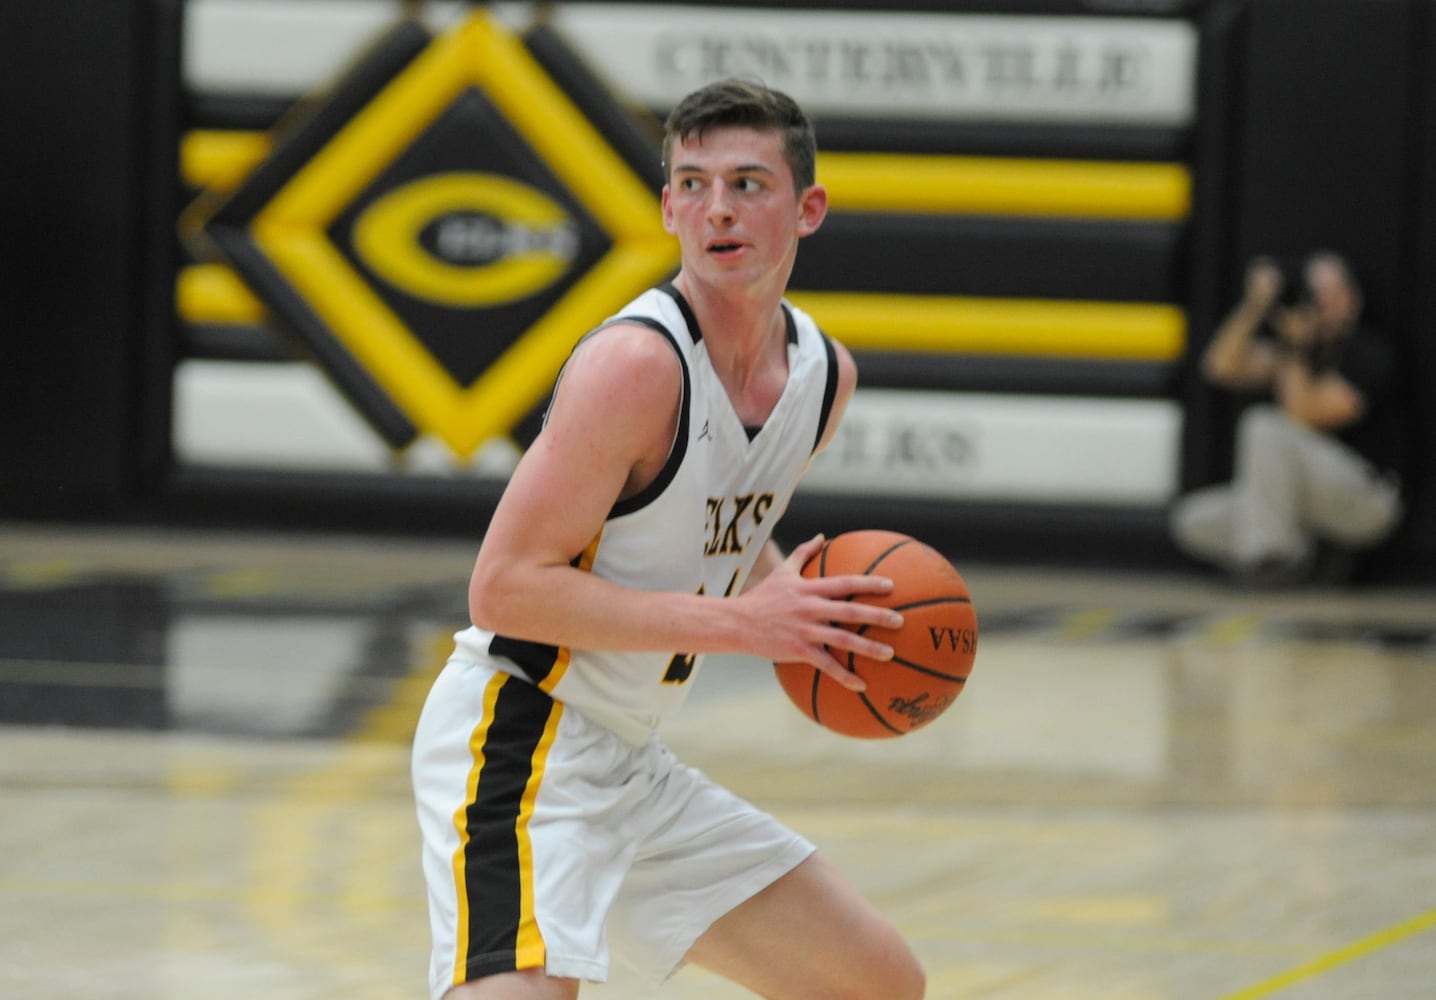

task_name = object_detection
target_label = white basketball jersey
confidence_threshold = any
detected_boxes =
[453,284,839,744]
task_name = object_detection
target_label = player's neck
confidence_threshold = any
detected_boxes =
[674,275,785,360]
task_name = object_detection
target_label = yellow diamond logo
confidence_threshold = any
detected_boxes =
[201,12,677,456]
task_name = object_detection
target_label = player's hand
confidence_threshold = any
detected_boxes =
[737,535,904,692]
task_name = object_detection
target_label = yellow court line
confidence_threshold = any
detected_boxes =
[1217,905,1436,1000]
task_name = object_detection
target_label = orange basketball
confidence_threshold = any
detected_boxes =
[774,530,978,739]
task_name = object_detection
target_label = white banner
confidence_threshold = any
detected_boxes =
[543,4,1197,125]
[186,1,1196,126]
[802,389,1179,504]
[176,364,1179,505]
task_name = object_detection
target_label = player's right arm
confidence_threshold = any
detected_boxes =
[466,323,897,688]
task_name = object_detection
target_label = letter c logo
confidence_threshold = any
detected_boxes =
[352,172,578,307]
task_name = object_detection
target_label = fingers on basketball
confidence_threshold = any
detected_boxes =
[774,530,978,739]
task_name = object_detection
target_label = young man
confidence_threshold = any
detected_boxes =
[1169,251,1405,584]
[412,79,927,999]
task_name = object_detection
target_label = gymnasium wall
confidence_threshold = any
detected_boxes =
[165,0,1200,516]
[0,0,179,511]
[1,0,1433,579]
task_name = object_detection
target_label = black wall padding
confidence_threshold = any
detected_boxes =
[1174,0,1250,489]
[794,214,1184,303]
[782,119,1189,162]
[0,0,181,511]
[1402,0,1436,550]
[1235,0,1414,314]
[183,94,295,133]
[851,353,1176,399]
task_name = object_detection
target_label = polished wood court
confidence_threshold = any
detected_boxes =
[1,521,1433,999]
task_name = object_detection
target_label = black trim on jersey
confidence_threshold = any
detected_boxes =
[813,331,840,455]
[458,675,560,979]
[661,283,704,344]
[609,316,692,519]
[488,635,562,685]
[781,303,799,345]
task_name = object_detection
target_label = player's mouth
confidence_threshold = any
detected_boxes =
[707,240,745,258]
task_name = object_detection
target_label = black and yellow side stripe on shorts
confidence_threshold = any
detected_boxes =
[451,670,564,983]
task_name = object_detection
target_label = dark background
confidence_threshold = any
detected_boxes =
[1,0,1432,581]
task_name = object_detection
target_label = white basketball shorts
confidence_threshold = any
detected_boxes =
[411,654,814,999]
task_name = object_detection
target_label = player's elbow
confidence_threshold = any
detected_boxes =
[467,556,517,633]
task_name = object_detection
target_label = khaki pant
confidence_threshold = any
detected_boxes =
[1170,405,1403,572]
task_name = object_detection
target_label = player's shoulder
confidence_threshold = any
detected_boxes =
[557,320,684,413]
[578,318,684,367]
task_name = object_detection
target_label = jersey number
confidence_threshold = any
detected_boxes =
[662,568,742,684]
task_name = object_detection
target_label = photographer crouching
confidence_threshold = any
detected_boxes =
[1169,252,1406,586]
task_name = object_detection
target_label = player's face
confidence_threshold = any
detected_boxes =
[661,126,825,293]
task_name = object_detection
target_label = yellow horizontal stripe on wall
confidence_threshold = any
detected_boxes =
[176,264,270,325]
[816,153,1191,220]
[181,130,273,191]
[176,263,1184,363]
[180,130,1190,222]
[787,291,1186,362]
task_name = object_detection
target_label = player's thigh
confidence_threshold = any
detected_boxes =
[442,968,578,1000]
[685,852,925,1000]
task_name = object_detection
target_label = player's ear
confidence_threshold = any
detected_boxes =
[796,183,828,237]
[661,184,677,234]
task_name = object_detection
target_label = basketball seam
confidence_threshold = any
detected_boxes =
[863,539,914,575]
[890,657,969,683]
[857,691,904,734]
[841,650,925,735]
[792,533,974,738]
[893,596,972,609]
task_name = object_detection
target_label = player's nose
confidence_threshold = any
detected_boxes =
[705,180,737,221]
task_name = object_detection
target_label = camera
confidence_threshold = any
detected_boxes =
[1272,256,1311,309]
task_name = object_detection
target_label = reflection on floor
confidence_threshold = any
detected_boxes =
[2,521,1434,999]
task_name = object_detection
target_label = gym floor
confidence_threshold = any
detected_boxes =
[2,519,1434,999]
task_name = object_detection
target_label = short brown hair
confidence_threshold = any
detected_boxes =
[662,78,817,192]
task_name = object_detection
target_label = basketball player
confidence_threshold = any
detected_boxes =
[411,79,927,999]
